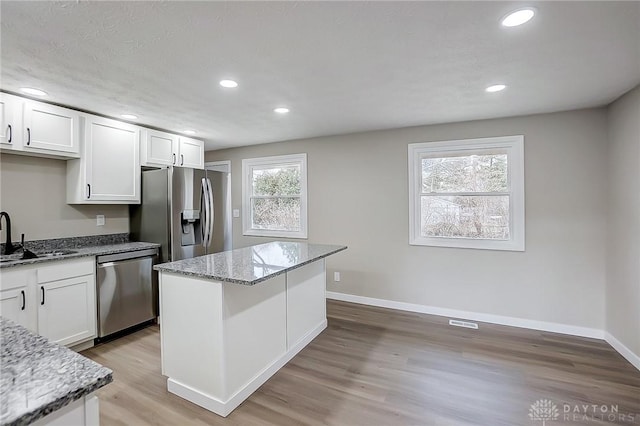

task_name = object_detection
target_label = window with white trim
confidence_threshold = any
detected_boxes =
[242,153,308,239]
[408,136,525,251]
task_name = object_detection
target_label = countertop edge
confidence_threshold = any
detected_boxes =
[6,373,114,426]
[0,242,161,269]
[154,245,347,285]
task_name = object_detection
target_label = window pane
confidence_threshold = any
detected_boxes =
[422,154,508,193]
[252,165,301,196]
[421,195,509,239]
[251,197,301,231]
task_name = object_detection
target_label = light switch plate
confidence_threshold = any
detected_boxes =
[233,209,240,218]
[96,215,105,226]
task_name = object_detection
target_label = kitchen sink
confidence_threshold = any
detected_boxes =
[0,254,23,263]
[36,250,78,257]
[0,250,79,263]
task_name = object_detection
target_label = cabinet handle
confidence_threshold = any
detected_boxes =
[7,124,12,143]
[172,153,176,165]
[181,154,184,166]
[41,287,45,305]
[21,290,25,310]
[26,128,31,145]
[87,184,91,199]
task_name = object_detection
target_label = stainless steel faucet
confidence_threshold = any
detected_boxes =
[0,211,16,255]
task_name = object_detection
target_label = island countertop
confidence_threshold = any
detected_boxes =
[0,317,112,426]
[154,241,347,285]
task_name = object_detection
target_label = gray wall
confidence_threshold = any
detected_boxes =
[207,108,608,330]
[606,85,640,356]
[0,154,129,240]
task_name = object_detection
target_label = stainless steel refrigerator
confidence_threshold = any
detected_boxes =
[130,167,231,263]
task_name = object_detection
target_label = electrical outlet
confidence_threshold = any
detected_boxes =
[96,215,105,226]
[334,271,341,282]
[233,209,240,218]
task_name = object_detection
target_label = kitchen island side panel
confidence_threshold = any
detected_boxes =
[223,274,287,398]
[286,259,326,348]
[159,273,225,398]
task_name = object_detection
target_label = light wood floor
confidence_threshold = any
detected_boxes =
[82,300,640,426]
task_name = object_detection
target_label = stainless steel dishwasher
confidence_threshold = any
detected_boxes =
[96,248,158,339]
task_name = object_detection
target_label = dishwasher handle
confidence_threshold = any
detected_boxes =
[97,248,158,264]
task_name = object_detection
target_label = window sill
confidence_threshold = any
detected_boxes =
[243,229,308,239]
[409,236,524,251]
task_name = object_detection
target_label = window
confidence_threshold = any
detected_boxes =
[242,153,308,239]
[408,136,524,251]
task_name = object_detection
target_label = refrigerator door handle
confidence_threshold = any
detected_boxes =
[201,178,210,248]
[206,177,215,249]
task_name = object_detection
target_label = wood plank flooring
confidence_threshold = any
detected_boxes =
[82,300,640,425]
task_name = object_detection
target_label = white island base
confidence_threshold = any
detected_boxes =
[159,259,327,417]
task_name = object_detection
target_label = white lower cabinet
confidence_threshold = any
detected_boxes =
[32,393,100,426]
[0,266,35,331]
[0,258,97,348]
[38,274,96,346]
[0,285,29,328]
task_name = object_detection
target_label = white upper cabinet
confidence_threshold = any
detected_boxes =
[22,100,80,155]
[0,93,17,149]
[141,131,205,169]
[67,115,141,204]
[0,93,80,158]
[140,129,178,167]
[177,136,205,169]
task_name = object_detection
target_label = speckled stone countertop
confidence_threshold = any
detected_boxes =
[154,242,347,285]
[0,241,160,269]
[0,317,112,426]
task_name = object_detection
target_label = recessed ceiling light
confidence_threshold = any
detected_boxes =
[486,84,507,93]
[20,87,48,97]
[121,114,138,120]
[274,107,290,114]
[219,80,238,88]
[183,130,197,135]
[501,8,535,27]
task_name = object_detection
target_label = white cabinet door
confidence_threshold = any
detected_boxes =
[0,93,19,149]
[38,274,96,347]
[0,287,29,328]
[177,137,204,169]
[23,101,80,156]
[141,129,177,167]
[85,115,140,202]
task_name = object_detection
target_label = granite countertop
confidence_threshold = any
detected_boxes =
[0,241,160,269]
[0,317,112,426]
[154,241,347,285]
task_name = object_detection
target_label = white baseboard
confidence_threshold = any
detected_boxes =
[326,291,604,339]
[605,332,640,371]
[167,320,327,417]
[70,338,95,352]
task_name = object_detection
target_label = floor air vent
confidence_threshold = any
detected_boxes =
[449,319,479,329]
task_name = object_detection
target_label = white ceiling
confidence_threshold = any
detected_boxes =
[1,1,639,150]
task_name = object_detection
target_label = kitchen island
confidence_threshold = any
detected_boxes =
[0,317,112,426]
[154,241,347,417]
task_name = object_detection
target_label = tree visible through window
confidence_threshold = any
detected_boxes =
[242,154,308,238]
[409,136,525,251]
[421,153,509,239]
[251,165,301,231]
